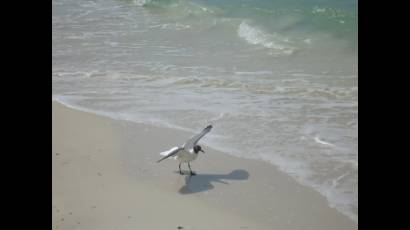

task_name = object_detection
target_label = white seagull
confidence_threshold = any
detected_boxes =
[157,125,213,175]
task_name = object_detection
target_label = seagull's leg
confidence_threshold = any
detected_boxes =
[188,162,196,176]
[179,163,183,175]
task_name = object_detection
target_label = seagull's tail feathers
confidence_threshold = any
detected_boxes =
[157,147,181,163]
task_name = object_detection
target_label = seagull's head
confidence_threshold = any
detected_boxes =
[194,145,205,154]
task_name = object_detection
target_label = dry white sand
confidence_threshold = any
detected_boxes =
[52,101,357,230]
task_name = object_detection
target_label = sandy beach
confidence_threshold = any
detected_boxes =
[52,101,357,230]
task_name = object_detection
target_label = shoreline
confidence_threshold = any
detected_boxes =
[52,101,357,229]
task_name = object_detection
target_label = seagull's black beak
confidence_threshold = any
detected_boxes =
[200,149,205,153]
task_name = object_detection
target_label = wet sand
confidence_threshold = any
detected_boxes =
[52,101,357,230]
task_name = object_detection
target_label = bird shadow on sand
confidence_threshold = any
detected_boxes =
[175,169,249,195]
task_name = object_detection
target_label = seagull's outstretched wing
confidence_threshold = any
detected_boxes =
[183,125,213,150]
[157,147,182,163]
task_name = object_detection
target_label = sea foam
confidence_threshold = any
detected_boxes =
[237,21,295,55]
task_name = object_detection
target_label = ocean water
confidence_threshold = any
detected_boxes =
[52,0,357,222]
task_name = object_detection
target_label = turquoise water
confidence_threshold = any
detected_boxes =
[53,0,357,222]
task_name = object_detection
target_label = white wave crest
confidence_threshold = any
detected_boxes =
[132,0,151,7]
[237,22,296,55]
